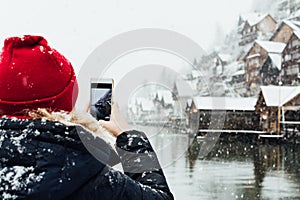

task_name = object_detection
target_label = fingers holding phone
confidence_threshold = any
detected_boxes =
[99,103,130,137]
[89,78,130,137]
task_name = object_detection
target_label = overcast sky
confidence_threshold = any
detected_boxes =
[0,0,255,73]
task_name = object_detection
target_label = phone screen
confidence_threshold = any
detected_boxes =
[90,80,113,121]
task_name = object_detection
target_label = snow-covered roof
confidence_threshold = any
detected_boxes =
[293,30,300,39]
[291,20,300,27]
[232,69,245,76]
[282,20,300,32]
[255,40,286,53]
[241,13,269,26]
[247,53,260,59]
[192,97,257,111]
[268,53,282,70]
[223,61,244,76]
[238,22,245,33]
[156,90,174,105]
[260,86,300,106]
[174,79,195,97]
[271,20,300,41]
[249,14,269,26]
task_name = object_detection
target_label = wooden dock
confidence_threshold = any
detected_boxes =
[258,134,284,139]
[198,129,267,134]
[197,129,288,143]
[280,121,300,125]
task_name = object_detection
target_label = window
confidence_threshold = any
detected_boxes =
[255,46,261,53]
[283,32,287,42]
[249,58,260,67]
[286,64,300,75]
[251,70,259,77]
[246,74,249,82]
[291,52,300,60]
[292,39,300,47]
[284,54,291,61]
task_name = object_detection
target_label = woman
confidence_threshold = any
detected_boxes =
[0,35,174,200]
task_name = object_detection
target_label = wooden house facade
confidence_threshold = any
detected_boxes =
[153,90,174,118]
[282,31,300,85]
[128,97,155,122]
[239,14,277,46]
[255,86,300,134]
[271,20,300,44]
[244,41,286,95]
[189,97,259,131]
[215,54,232,73]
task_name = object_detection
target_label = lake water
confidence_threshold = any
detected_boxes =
[145,128,300,200]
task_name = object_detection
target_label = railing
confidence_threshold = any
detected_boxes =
[233,82,245,89]
[292,40,300,47]
[239,32,258,45]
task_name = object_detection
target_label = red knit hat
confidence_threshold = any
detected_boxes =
[0,35,78,115]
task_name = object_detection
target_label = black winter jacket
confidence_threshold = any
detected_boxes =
[0,117,174,200]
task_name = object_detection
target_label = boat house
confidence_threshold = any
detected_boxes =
[255,86,300,134]
[189,97,259,131]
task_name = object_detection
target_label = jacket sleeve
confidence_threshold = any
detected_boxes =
[70,130,174,200]
[115,130,174,200]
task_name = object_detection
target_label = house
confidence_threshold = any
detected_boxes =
[172,79,194,122]
[282,30,300,85]
[173,78,197,100]
[153,90,174,118]
[189,97,259,131]
[271,20,300,44]
[230,69,247,96]
[212,60,244,97]
[154,90,174,108]
[255,85,300,134]
[244,40,286,96]
[213,53,233,77]
[186,69,202,80]
[223,61,244,81]
[238,13,277,46]
[216,54,232,66]
[231,69,245,84]
[128,97,155,122]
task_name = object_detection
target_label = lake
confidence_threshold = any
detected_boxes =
[145,128,300,200]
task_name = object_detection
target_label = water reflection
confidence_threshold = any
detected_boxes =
[152,132,300,200]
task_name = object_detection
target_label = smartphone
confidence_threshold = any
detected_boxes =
[90,78,113,121]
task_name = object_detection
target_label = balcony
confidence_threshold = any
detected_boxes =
[239,32,258,46]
